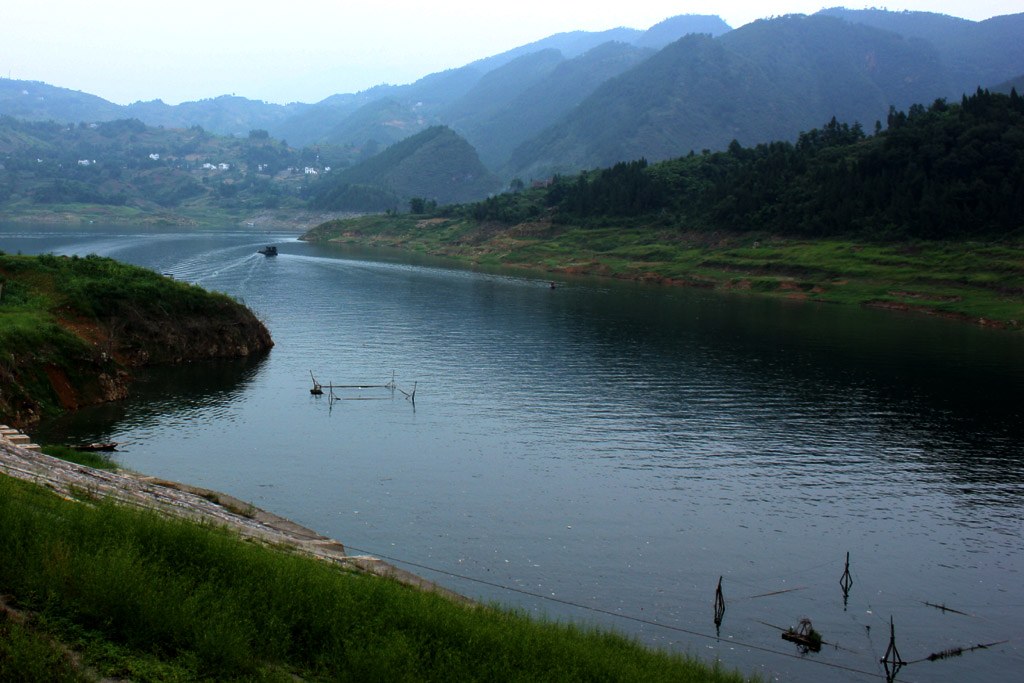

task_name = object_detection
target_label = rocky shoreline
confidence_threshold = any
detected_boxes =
[0,436,469,605]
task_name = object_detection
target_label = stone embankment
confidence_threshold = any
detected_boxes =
[0,433,468,604]
[0,425,41,451]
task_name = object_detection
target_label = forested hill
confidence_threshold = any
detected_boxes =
[0,116,352,218]
[472,90,1024,240]
[310,126,501,212]
[503,13,955,179]
[0,116,502,221]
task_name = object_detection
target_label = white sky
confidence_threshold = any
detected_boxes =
[1,1,1019,106]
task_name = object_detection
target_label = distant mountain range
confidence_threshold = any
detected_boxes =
[2,9,1023,193]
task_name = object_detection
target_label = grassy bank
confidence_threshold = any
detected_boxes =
[303,215,1024,330]
[0,200,264,228]
[0,252,273,428]
[38,444,119,470]
[0,472,749,682]
[0,200,364,231]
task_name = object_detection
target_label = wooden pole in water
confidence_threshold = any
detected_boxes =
[840,551,853,609]
[881,615,904,678]
[714,576,726,634]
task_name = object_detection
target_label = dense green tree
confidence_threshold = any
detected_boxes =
[538,90,1022,239]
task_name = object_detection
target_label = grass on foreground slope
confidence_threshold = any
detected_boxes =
[305,215,1024,330]
[0,473,749,683]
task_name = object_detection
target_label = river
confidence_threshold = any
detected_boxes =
[2,223,1022,682]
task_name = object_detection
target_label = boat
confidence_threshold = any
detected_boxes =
[70,442,118,452]
[258,245,278,256]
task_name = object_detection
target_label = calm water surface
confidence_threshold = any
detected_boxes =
[3,224,1022,682]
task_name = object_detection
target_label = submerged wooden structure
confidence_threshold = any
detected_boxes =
[309,371,417,405]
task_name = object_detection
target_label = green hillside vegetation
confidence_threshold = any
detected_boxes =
[126,95,306,138]
[311,126,501,211]
[0,80,123,124]
[0,116,355,223]
[0,473,748,682]
[546,89,1023,239]
[268,99,364,149]
[0,115,503,223]
[304,91,1024,329]
[320,97,427,149]
[0,252,272,427]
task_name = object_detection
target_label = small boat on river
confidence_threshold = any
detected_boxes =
[258,245,278,256]
[70,442,118,452]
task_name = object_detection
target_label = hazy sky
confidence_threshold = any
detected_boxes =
[2,1,1019,106]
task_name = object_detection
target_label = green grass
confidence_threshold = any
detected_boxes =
[39,445,118,470]
[303,217,1024,329]
[0,614,90,683]
[1,252,272,427]
[0,473,750,682]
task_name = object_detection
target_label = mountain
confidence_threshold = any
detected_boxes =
[5,9,1023,188]
[442,49,566,130]
[817,8,1024,94]
[281,15,732,154]
[634,14,733,48]
[718,14,949,126]
[311,126,501,211]
[126,96,305,138]
[462,41,654,169]
[0,14,733,163]
[264,100,364,148]
[0,80,304,138]
[993,74,1024,95]
[468,14,730,73]
[0,80,123,123]
[271,66,488,148]
[504,12,1012,179]
[504,33,786,180]
[317,97,427,150]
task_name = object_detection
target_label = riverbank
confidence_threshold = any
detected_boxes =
[0,252,273,429]
[0,202,361,230]
[302,215,1024,330]
[0,438,750,682]
[0,436,464,601]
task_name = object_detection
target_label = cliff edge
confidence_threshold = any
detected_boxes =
[0,252,273,428]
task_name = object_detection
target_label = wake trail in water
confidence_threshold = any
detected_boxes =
[172,248,265,286]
